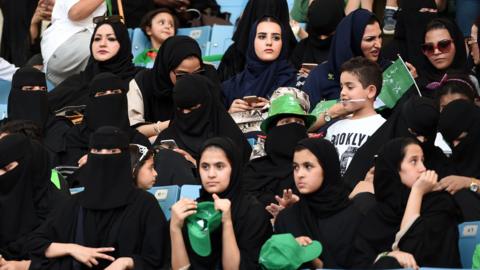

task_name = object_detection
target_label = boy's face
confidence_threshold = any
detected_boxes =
[339,71,376,112]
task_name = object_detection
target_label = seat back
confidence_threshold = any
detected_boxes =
[147,185,181,219]
[458,221,480,268]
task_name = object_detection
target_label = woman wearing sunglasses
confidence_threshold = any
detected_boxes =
[418,18,471,97]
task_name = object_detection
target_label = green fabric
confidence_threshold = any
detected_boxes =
[50,169,61,190]
[473,244,480,269]
[105,0,112,16]
[290,0,309,22]
[261,94,317,132]
[202,54,223,62]
[377,57,415,109]
[259,233,322,270]
[311,99,337,117]
[133,48,157,66]
[186,202,222,257]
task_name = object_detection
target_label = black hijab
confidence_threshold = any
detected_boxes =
[243,123,308,206]
[438,99,480,178]
[343,96,449,189]
[351,137,461,268]
[7,67,49,128]
[189,137,272,269]
[217,0,297,81]
[78,126,135,210]
[48,21,139,111]
[289,0,344,69]
[155,74,251,162]
[418,18,469,89]
[222,17,297,107]
[135,36,203,122]
[0,134,51,252]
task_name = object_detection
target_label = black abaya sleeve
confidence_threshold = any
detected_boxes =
[453,189,480,221]
[396,192,461,268]
[234,197,273,270]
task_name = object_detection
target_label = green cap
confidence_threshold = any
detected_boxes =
[186,201,222,257]
[259,233,322,270]
[261,94,317,133]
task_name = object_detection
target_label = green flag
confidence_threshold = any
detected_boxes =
[377,57,416,109]
[311,99,337,117]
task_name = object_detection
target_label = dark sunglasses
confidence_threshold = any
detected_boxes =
[421,39,453,56]
[93,15,124,25]
[173,68,205,79]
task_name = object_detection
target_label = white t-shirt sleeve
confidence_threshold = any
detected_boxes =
[0,58,18,81]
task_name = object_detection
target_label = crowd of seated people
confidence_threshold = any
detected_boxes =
[1,0,480,269]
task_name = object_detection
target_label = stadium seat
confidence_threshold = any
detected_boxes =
[209,25,234,56]
[177,26,212,56]
[180,184,201,200]
[69,187,85,195]
[130,28,151,60]
[216,0,247,25]
[458,221,480,268]
[0,79,11,104]
[0,104,7,120]
[148,185,181,219]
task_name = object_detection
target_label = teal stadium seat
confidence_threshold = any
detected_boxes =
[458,221,480,268]
[180,184,201,200]
[130,28,151,61]
[177,26,212,56]
[147,185,180,219]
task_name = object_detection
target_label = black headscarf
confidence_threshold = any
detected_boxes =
[8,67,49,128]
[78,126,135,210]
[438,99,480,178]
[351,137,461,268]
[289,0,344,69]
[0,134,51,255]
[154,74,251,162]
[135,36,203,122]
[187,137,272,269]
[217,0,297,81]
[222,17,297,107]
[296,138,352,221]
[343,96,449,189]
[62,73,149,167]
[243,123,308,206]
[418,18,469,89]
[48,21,139,111]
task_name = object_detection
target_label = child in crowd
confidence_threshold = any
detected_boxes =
[129,144,158,190]
[325,56,385,175]
[133,9,177,68]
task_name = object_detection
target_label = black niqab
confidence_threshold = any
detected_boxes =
[154,74,251,163]
[78,126,135,210]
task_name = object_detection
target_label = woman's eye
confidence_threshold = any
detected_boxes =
[93,37,101,42]
[273,36,281,41]
[257,34,266,40]
[108,37,117,42]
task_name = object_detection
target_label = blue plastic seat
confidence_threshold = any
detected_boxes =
[177,26,212,56]
[148,185,180,219]
[179,184,201,200]
[458,221,480,268]
[130,28,152,60]
[69,187,85,195]
[208,25,234,56]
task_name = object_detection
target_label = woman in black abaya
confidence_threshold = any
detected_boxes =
[59,72,149,167]
[350,137,460,269]
[0,134,59,267]
[154,74,251,167]
[289,0,344,70]
[29,126,168,270]
[48,20,140,112]
[275,138,375,269]
[170,137,272,270]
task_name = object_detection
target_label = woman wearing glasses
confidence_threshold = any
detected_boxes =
[128,36,221,141]
[418,18,472,97]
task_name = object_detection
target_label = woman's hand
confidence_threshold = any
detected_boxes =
[295,236,322,267]
[412,170,438,195]
[172,148,197,167]
[436,175,471,195]
[0,260,31,270]
[228,99,253,113]
[68,244,115,268]
[105,257,134,270]
[78,154,88,167]
[212,194,232,223]
[250,97,269,109]
[265,203,284,219]
[404,62,418,79]
[170,198,197,230]
[275,189,300,208]
[386,251,419,270]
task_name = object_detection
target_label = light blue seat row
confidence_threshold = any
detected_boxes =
[458,221,480,268]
